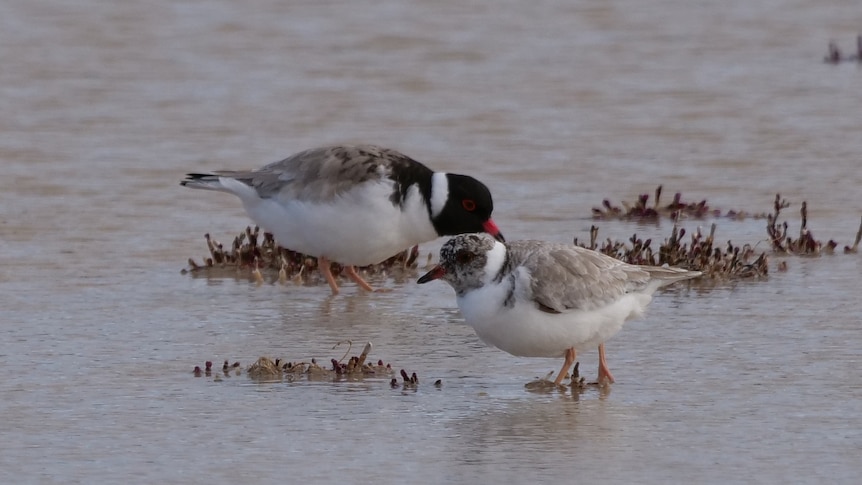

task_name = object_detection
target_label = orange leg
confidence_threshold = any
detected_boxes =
[344,265,376,292]
[597,343,615,384]
[318,256,340,295]
[553,347,577,385]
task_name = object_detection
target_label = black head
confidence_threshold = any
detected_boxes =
[431,173,504,242]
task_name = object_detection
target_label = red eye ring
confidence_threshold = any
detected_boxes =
[462,199,476,211]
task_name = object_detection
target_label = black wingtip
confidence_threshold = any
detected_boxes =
[180,173,213,186]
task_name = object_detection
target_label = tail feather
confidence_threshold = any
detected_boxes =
[180,173,228,192]
[642,265,702,290]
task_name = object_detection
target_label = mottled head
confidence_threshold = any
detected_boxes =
[429,173,504,242]
[417,233,506,294]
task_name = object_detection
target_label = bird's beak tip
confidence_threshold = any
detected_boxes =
[417,265,446,284]
[482,219,504,242]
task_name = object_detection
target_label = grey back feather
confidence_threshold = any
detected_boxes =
[505,241,699,312]
[211,145,416,202]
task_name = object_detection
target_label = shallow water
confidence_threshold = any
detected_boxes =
[2,0,861,483]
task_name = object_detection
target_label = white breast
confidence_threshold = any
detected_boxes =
[456,269,653,358]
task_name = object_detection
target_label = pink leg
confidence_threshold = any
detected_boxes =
[318,256,340,295]
[597,343,615,384]
[344,265,375,292]
[553,347,577,385]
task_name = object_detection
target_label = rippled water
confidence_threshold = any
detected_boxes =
[2,0,861,482]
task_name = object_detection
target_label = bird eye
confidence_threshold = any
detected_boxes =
[461,199,476,211]
[455,250,473,265]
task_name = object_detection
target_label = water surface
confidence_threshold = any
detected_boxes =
[2,0,861,483]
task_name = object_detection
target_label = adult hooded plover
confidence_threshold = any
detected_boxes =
[182,145,504,294]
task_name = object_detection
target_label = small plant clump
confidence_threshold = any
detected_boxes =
[767,194,861,255]
[824,36,862,64]
[592,185,767,221]
[193,359,242,380]
[525,362,591,393]
[391,369,421,390]
[182,225,420,284]
[574,191,862,279]
[574,223,768,279]
[584,191,860,279]
[193,341,428,387]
